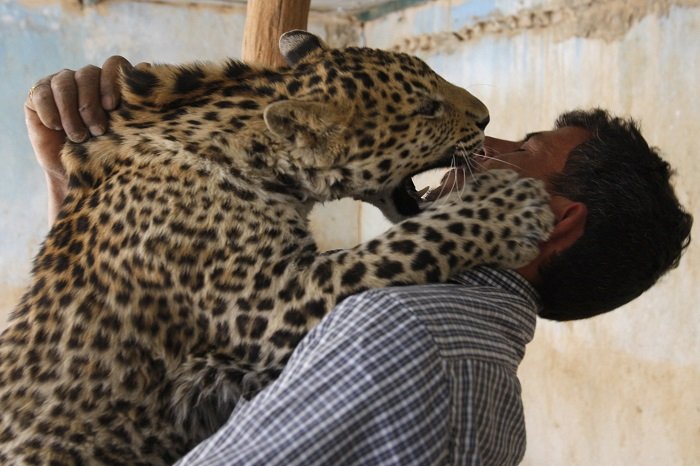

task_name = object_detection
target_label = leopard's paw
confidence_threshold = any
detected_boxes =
[477,174,555,269]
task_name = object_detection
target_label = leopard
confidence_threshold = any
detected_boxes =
[0,30,554,465]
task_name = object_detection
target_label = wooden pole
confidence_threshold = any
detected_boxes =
[241,0,311,68]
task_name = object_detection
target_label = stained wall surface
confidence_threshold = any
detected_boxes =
[1,0,699,464]
[361,0,700,464]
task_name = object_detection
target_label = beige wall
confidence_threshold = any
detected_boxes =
[362,0,700,464]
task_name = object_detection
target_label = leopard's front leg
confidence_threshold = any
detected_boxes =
[307,169,554,302]
[171,170,552,434]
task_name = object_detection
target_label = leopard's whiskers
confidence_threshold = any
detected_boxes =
[419,145,460,208]
[472,149,523,171]
[457,142,478,184]
[434,156,457,207]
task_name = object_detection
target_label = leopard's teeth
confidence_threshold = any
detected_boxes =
[416,186,430,198]
[423,187,444,202]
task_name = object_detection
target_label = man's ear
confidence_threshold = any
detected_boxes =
[541,197,587,258]
[263,100,351,147]
[516,197,587,284]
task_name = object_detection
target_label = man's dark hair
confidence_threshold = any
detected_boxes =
[538,108,692,320]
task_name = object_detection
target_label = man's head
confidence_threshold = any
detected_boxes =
[478,108,693,320]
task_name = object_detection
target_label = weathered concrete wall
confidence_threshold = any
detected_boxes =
[0,0,361,325]
[362,0,700,464]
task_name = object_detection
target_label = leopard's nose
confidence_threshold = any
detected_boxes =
[476,116,490,131]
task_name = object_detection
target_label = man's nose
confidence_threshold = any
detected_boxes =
[483,136,521,154]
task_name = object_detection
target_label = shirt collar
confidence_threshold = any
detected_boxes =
[450,265,542,314]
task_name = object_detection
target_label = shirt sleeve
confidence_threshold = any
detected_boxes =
[175,289,451,466]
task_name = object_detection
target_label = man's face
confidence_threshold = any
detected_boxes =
[434,126,591,195]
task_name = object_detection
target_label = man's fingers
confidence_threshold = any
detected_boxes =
[23,105,67,177]
[27,78,63,132]
[75,65,107,137]
[100,55,133,110]
[50,69,89,142]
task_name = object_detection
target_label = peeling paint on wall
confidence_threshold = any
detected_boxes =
[388,0,700,54]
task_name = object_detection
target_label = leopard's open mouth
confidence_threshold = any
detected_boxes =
[392,142,478,216]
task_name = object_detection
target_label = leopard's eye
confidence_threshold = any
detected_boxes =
[416,98,444,118]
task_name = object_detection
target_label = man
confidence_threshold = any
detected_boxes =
[24,58,692,465]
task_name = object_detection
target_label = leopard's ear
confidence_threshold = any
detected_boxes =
[264,100,351,148]
[279,30,327,66]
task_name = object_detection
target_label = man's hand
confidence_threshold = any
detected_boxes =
[24,56,133,224]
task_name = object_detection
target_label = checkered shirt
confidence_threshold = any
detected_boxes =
[175,265,540,466]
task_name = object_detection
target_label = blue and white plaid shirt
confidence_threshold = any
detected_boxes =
[176,266,540,466]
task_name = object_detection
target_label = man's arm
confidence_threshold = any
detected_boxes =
[23,56,132,223]
[176,289,451,466]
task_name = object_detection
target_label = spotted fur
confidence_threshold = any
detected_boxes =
[0,31,553,465]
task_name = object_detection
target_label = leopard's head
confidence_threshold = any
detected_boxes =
[264,30,489,215]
